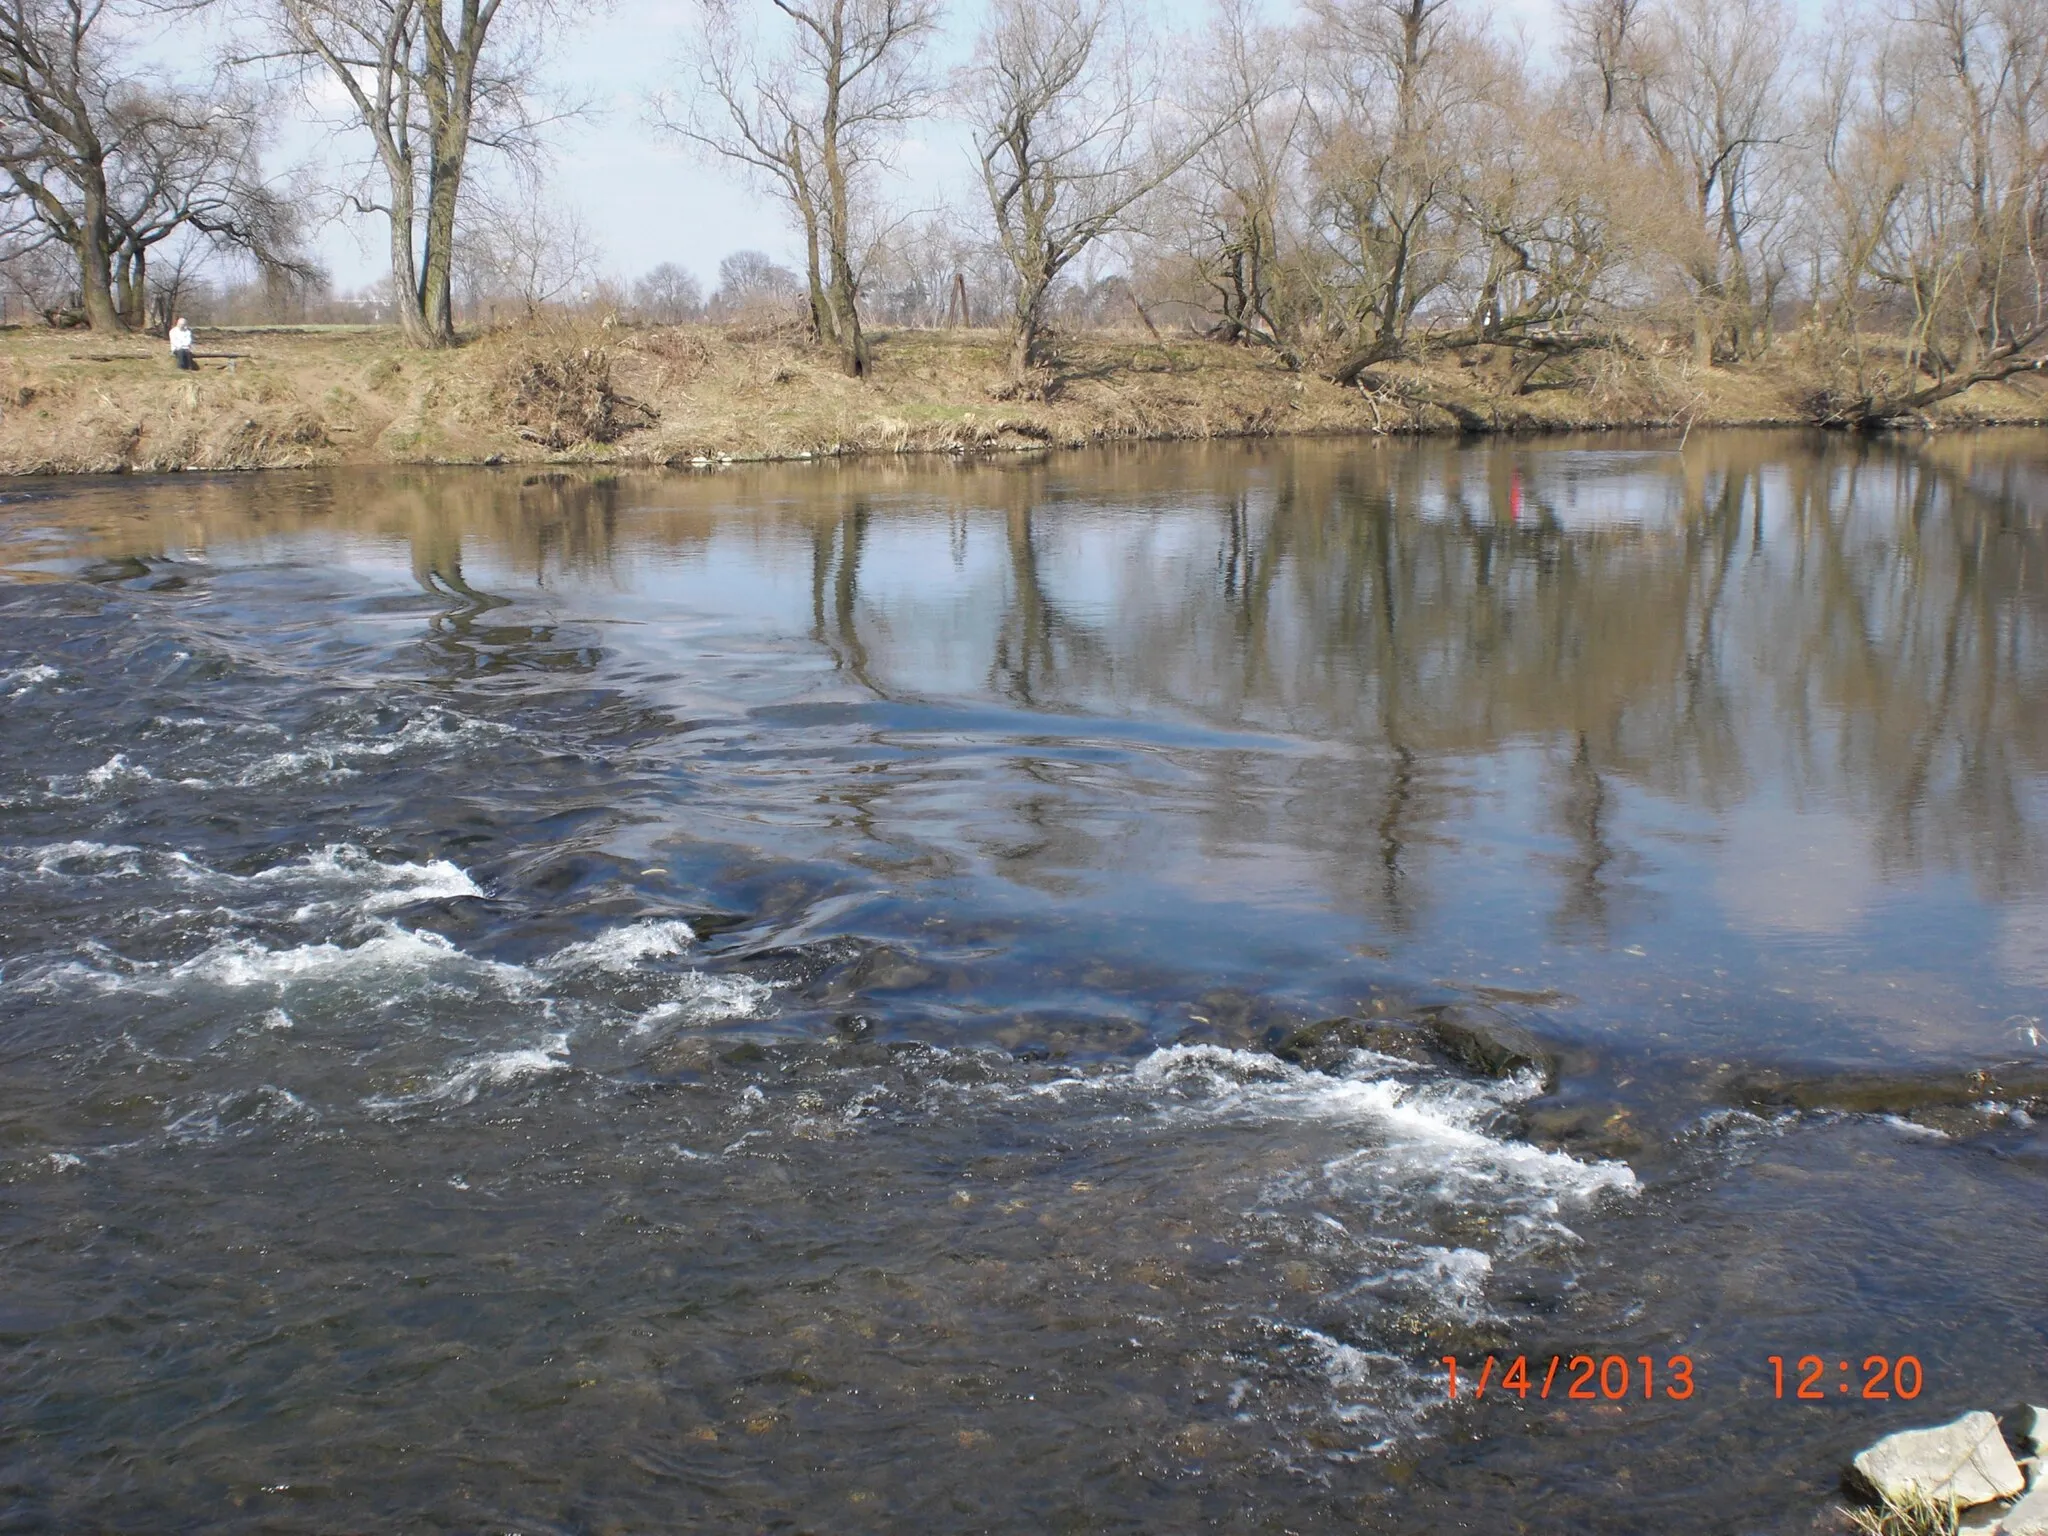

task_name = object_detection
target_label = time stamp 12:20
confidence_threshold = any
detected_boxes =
[1440,1354,1927,1403]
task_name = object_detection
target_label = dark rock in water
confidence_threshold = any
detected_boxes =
[1517,1101,1643,1158]
[1732,1066,2048,1119]
[2010,1403,2048,1459]
[1266,1016,1434,1072]
[1425,1006,1558,1088]
[1185,988,1316,1051]
[1279,1017,1433,1070]
[824,945,935,1000]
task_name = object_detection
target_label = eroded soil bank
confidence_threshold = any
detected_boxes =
[6,321,2048,475]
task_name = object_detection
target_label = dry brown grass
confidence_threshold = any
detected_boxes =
[0,318,2043,476]
[1845,1488,1962,1536]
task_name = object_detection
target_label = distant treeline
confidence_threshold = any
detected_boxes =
[3,0,2044,421]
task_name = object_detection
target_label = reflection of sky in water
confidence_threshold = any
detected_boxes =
[1999,903,2048,990]
[16,434,2047,1066]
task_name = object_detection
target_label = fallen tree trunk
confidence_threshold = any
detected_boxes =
[1822,332,2048,428]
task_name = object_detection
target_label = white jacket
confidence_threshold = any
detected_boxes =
[168,323,193,352]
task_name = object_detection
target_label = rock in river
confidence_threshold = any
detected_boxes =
[1960,1407,2048,1536]
[1852,1411,2027,1509]
[1424,1005,1558,1088]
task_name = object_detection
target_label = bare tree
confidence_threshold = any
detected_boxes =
[0,230,73,318]
[630,260,702,324]
[1802,0,2048,422]
[452,173,597,318]
[0,0,129,328]
[707,246,803,321]
[1432,57,1635,384]
[1163,0,1310,353]
[961,0,1214,380]
[1303,0,1479,383]
[1559,0,1649,123]
[261,0,563,347]
[661,0,939,377]
[0,2,304,331]
[104,88,311,328]
[1590,0,1795,366]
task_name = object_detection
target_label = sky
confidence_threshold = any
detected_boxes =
[247,0,1573,297]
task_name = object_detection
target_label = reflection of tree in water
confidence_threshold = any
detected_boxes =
[74,437,2048,924]
[986,475,1111,708]
[810,434,2048,927]
[811,497,875,688]
[397,473,621,679]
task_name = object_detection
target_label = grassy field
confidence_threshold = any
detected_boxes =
[2,319,2045,475]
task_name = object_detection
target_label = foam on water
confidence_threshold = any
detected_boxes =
[923,1041,1641,1438]
[265,844,484,911]
[543,918,699,973]
[365,1034,572,1112]
[168,924,530,993]
[10,839,481,914]
[163,1085,312,1145]
[631,972,775,1028]
[83,755,152,791]
[232,710,515,787]
[1271,1324,1450,1449]
[2,663,60,695]
[1125,1044,1637,1211]
[27,840,145,876]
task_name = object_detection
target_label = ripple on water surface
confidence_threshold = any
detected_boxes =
[3,443,2046,1532]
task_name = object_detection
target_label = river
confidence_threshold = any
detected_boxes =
[1,432,2044,1532]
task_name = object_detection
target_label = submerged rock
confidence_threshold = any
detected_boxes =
[1266,1016,1433,1073]
[1424,1005,1558,1088]
[1851,1411,2026,1510]
[1517,1100,1644,1158]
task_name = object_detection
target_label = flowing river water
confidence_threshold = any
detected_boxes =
[1,432,2044,1533]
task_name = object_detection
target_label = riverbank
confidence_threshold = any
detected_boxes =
[4,320,2047,474]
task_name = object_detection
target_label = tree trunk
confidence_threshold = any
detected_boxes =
[826,253,867,377]
[1010,277,1051,377]
[419,147,463,346]
[820,115,867,377]
[800,209,829,345]
[1326,335,1397,388]
[76,184,123,332]
[388,202,436,349]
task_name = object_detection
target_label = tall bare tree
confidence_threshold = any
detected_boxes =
[0,1,302,330]
[961,0,1212,380]
[0,0,128,328]
[1802,0,2048,421]
[104,88,310,327]
[664,0,939,378]
[1166,0,1309,353]
[1303,0,1477,383]
[264,0,556,347]
[1589,0,1794,366]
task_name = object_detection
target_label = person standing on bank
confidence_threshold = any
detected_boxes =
[169,317,195,370]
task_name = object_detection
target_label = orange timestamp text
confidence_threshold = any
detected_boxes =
[1442,1353,1694,1401]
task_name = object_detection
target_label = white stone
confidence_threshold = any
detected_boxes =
[1960,1486,2048,1536]
[1853,1412,2027,1509]
[2002,1484,2048,1536]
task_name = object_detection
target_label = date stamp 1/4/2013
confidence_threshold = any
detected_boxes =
[1440,1354,1927,1403]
